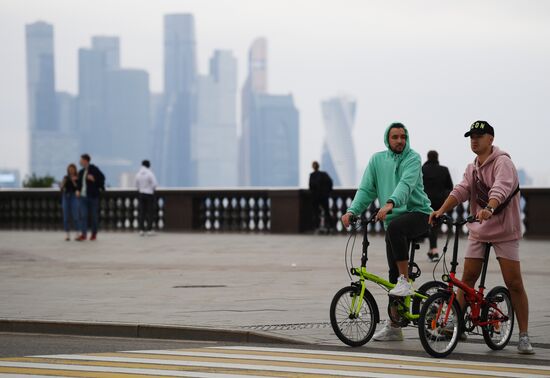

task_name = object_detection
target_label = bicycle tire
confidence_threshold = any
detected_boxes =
[330,286,377,347]
[411,280,447,316]
[482,286,514,350]
[418,291,461,358]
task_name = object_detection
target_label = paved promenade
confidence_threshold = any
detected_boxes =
[1,230,549,360]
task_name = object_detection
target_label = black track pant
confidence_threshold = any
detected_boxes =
[428,223,440,249]
[385,212,429,284]
[138,193,155,231]
[312,196,334,229]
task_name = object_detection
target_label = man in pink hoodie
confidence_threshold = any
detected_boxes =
[429,120,534,354]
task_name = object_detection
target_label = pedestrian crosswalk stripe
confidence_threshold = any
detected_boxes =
[0,361,423,378]
[212,346,544,372]
[0,374,55,378]
[0,361,265,377]
[117,349,543,378]
[212,346,550,374]
[0,345,547,378]
[1,356,430,378]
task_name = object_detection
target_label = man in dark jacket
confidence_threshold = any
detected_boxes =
[76,153,105,241]
[422,150,453,261]
[309,161,334,233]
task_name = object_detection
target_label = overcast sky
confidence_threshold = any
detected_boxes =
[1,0,549,186]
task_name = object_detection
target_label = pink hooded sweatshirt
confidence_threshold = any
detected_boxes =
[450,146,522,243]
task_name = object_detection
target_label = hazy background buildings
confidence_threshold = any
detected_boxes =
[2,1,549,188]
[22,14,300,188]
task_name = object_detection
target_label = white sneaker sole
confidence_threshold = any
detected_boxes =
[373,335,404,341]
[388,288,414,297]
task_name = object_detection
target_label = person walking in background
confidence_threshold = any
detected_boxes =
[75,154,105,241]
[135,160,158,236]
[309,161,334,234]
[422,150,453,261]
[60,163,80,241]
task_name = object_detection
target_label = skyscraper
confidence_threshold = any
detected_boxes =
[245,38,267,94]
[240,38,299,187]
[103,69,150,185]
[249,94,299,187]
[150,92,165,176]
[77,36,121,157]
[91,36,120,69]
[321,96,357,187]
[25,21,56,132]
[193,50,238,187]
[26,22,80,179]
[77,46,107,155]
[26,22,56,177]
[56,92,77,133]
[161,14,197,186]
[240,38,267,186]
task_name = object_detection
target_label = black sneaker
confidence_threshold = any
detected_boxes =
[427,252,440,262]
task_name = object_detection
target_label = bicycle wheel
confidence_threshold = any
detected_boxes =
[482,286,514,350]
[411,280,447,316]
[330,286,377,347]
[418,291,461,358]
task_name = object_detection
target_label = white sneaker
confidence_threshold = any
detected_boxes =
[389,275,414,296]
[373,321,404,341]
[139,231,145,236]
[518,334,535,354]
[146,230,156,236]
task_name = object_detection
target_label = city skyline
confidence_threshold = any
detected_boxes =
[22,13,301,188]
[2,1,550,187]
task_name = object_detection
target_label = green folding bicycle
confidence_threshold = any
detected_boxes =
[330,209,446,347]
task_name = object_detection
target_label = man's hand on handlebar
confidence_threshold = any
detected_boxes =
[476,208,493,224]
[429,209,449,225]
[341,212,354,228]
[375,202,393,222]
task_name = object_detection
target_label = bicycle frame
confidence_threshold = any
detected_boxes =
[437,217,509,329]
[350,268,428,321]
[347,212,428,321]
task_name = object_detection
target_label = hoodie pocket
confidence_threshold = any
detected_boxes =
[497,209,516,234]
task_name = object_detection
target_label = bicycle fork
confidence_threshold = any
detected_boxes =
[350,278,367,317]
[433,292,457,330]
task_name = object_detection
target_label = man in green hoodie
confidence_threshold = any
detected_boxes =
[341,122,433,341]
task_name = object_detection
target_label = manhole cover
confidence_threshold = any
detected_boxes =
[173,285,227,289]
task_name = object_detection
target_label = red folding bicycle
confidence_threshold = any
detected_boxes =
[418,214,514,358]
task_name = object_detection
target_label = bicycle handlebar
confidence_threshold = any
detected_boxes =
[433,214,478,227]
[349,209,380,226]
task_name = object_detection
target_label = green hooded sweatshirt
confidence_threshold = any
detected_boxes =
[347,124,433,228]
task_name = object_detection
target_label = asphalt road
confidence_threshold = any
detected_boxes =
[0,333,220,358]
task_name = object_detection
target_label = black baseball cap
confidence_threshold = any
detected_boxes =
[464,120,494,137]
